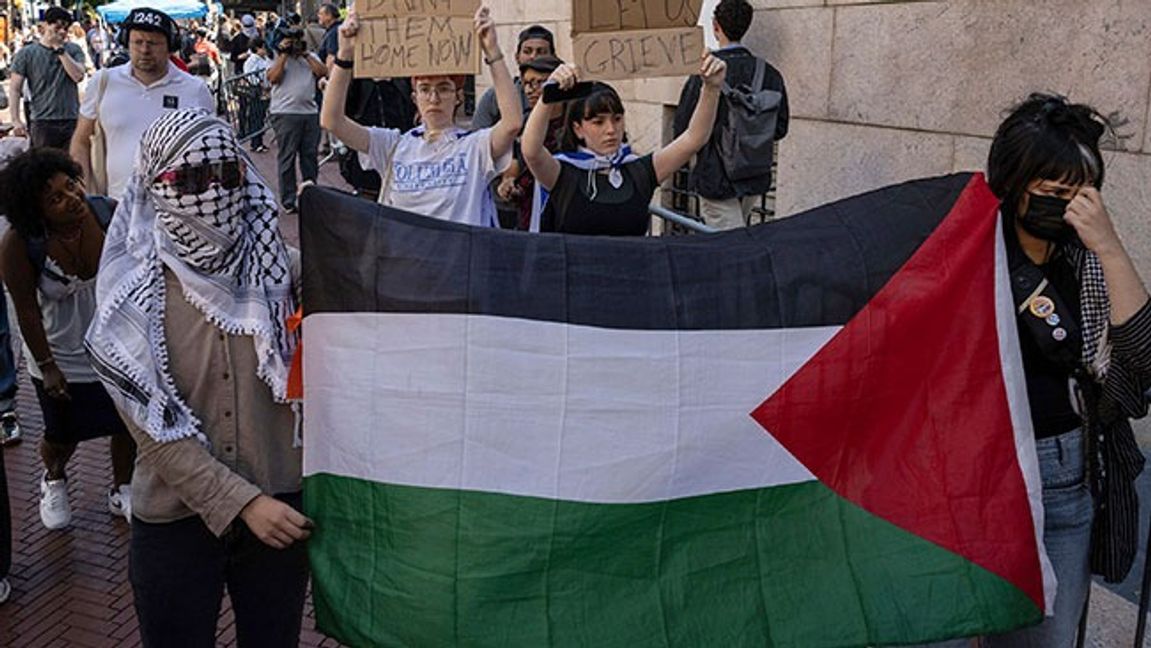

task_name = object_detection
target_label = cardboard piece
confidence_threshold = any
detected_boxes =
[572,0,701,35]
[359,0,475,19]
[572,26,703,80]
[354,15,480,78]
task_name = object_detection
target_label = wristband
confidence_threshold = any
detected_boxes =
[333,57,353,69]
[36,356,56,368]
[484,52,504,66]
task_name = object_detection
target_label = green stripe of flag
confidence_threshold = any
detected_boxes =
[305,473,1040,648]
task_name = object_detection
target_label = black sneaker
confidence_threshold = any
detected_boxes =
[0,411,20,446]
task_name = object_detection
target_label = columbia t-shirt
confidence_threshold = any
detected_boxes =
[361,126,510,227]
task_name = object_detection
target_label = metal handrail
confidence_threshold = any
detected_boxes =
[648,204,718,234]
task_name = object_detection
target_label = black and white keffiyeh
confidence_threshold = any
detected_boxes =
[86,108,298,443]
[1065,244,1111,380]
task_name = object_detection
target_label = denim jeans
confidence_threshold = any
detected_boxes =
[984,427,1093,648]
[130,493,309,648]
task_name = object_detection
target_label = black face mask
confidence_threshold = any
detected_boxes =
[1017,193,1077,243]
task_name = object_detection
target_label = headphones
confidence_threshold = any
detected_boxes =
[116,8,181,53]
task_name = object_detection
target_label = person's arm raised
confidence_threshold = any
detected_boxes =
[652,54,725,184]
[522,64,581,191]
[476,7,521,163]
[318,13,370,153]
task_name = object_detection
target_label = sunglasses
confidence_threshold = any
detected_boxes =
[155,160,245,194]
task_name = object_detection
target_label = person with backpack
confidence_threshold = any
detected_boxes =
[673,0,789,230]
[0,147,136,530]
[521,57,726,236]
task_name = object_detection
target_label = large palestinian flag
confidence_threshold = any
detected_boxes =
[299,173,1055,648]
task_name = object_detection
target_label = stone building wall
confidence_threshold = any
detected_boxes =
[480,0,1151,275]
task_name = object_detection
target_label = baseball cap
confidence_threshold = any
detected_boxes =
[42,6,72,25]
[517,25,554,49]
[519,55,563,76]
[122,7,177,43]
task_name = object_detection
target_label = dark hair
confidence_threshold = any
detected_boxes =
[249,37,266,52]
[986,93,1109,216]
[713,0,753,42]
[560,82,625,151]
[0,147,83,240]
[42,6,72,25]
[319,3,341,20]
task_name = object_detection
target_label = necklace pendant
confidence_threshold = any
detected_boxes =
[608,167,623,189]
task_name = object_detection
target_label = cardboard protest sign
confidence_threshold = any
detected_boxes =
[572,0,700,34]
[571,0,703,80]
[358,0,474,19]
[573,26,703,80]
[355,0,480,78]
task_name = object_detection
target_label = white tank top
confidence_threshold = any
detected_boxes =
[24,257,99,383]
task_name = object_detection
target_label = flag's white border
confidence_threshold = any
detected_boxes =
[993,213,1058,614]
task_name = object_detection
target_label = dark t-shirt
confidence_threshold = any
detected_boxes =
[541,155,656,236]
[317,22,341,64]
[11,42,85,120]
[230,33,251,66]
[1014,246,1083,438]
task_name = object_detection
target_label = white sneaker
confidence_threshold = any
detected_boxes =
[108,484,132,521]
[39,475,71,530]
[0,578,10,604]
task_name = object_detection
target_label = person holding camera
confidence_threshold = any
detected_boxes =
[266,24,326,213]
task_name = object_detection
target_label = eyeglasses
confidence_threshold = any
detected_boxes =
[522,78,547,90]
[155,160,245,195]
[415,85,457,101]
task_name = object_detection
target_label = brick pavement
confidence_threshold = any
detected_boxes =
[0,139,352,647]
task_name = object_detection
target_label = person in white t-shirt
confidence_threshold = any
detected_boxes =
[320,6,521,227]
[69,8,213,200]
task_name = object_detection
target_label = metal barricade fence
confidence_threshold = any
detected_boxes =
[220,70,271,145]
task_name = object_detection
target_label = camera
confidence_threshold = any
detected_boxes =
[274,25,307,55]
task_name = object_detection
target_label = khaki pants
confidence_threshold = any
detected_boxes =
[699,196,760,231]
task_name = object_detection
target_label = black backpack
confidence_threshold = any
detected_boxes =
[716,59,782,182]
[26,196,115,282]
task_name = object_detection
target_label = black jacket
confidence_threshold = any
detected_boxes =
[673,46,789,200]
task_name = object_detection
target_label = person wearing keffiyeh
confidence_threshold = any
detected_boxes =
[85,108,309,647]
[973,94,1151,648]
[521,59,726,236]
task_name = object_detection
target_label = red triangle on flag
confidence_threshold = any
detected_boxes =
[751,174,1044,609]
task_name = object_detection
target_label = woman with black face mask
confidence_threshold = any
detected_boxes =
[981,93,1151,647]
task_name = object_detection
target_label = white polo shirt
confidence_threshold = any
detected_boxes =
[80,62,214,200]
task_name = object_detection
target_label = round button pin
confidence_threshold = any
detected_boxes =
[1045,313,1061,327]
[1052,327,1067,341]
[1030,296,1055,318]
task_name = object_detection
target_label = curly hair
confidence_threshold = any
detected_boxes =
[714,0,753,42]
[0,147,84,240]
[987,93,1110,217]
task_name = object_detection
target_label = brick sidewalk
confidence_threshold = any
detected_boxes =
[0,141,352,647]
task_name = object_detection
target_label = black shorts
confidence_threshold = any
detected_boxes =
[29,119,77,151]
[32,378,128,444]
